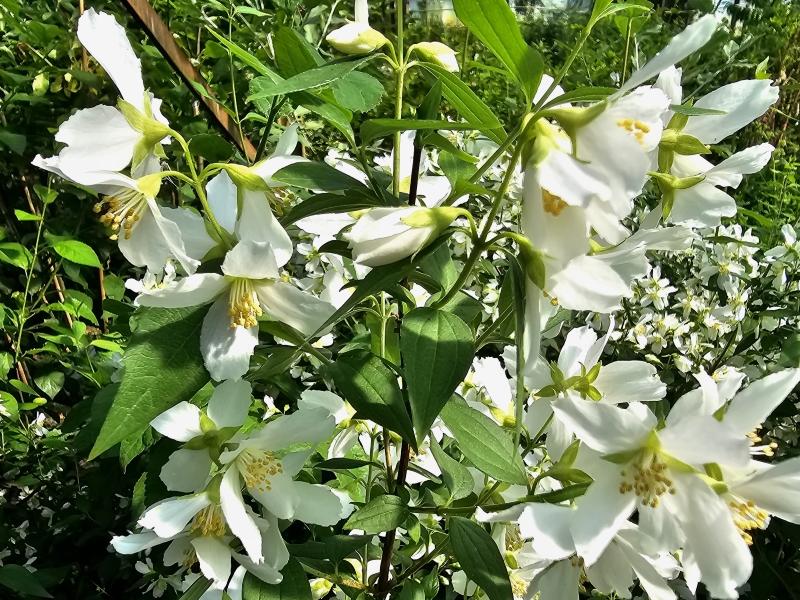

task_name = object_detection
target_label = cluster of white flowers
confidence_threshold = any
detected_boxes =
[33,4,800,600]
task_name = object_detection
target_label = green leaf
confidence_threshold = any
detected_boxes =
[0,129,26,155]
[344,495,409,533]
[272,161,367,191]
[323,350,416,449]
[247,56,375,100]
[396,580,426,600]
[0,242,33,270]
[280,190,383,226]
[314,457,381,471]
[332,71,385,112]
[14,209,41,222]
[418,63,504,142]
[440,397,527,484]
[274,26,324,76]
[89,307,210,459]
[189,133,234,162]
[669,104,727,116]
[449,517,513,600]
[401,308,474,441]
[452,0,543,101]
[429,437,474,501]
[0,565,52,598]
[51,239,101,267]
[288,535,373,563]
[34,371,64,400]
[361,119,476,144]
[208,29,277,76]
[242,559,311,600]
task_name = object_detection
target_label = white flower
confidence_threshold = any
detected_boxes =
[325,0,389,55]
[137,170,335,381]
[33,156,208,274]
[346,206,464,267]
[34,9,171,179]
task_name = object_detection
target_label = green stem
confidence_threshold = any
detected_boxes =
[621,20,633,82]
[14,200,48,363]
[391,0,406,198]
[408,483,590,515]
[434,141,524,307]
[533,26,591,112]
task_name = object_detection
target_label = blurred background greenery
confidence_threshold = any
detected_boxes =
[0,0,797,597]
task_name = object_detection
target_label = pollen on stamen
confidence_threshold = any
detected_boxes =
[542,190,568,216]
[618,452,675,508]
[190,504,226,538]
[617,118,651,145]
[228,279,263,329]
[239,449,283,493]
[94,189,147,240]
[729,499,768,545]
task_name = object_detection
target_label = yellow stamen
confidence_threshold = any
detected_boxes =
[190,504,226,538]
[617,118,651,144]
[95,188,148,240]
[228,279,263,329]
[729,499,768,545]
[618,451,674,508]
[542,190,568,216]
[239,449,283,492]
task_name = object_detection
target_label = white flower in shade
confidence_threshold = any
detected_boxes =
[346,205,465,267]
[297,389,360,459]
[218,407,353,525]
[32,155,208,274]
[516,323,665,460]
[136,170,335,381]
[36,9,170,180]
[412,41,459,72]
[552,397,754,598]
[765,224,799,261]
[150,380,253,493]
[462,356,515,426]
[325,0,389,55]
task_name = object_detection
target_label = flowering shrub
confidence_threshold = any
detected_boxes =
[7,0,800,598]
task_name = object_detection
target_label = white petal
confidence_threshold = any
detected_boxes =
[664,474,751,599]
[235,189,293,267]
[584,540,635,597]
[274,123,299,156]
[137,273,227,308]
[247,470,297,519]
[537,149,611,209]
[614,537,676,600]
[160,448,212,493]
[220,468,263,563]
[298,390,347,423]
[528,559,580,600]
[551,396,655,454]
[669,183,736,228]
[77,9,145,108]
[160,206,217,268]
[226,566,248,600]
[206,172,238,234]
[683,79,780,144]
[123,199,199,274]
[550,255,632,313]
[658,415,750,468]
[244,408,335,451]
[138,493,210,538]
[655,65,683,106]
[208,379,253,429]
[517,503,576,560]
[150,402,202,441]
[290,482,351,525]
[595,362,666,404]
[191,536,232,589]
[705,143,774,188]
[732,457,800,523]
[201,296,259,381]
[55,106,139,175]
[256,280,336,336]
[355,0,369,23]
[110,531,166,554]
[725,369,800,436]
[666,370,721,425]
[558,326,597,376]
[620,15,718,93]
[472,357,513,412]
[221,241,280,280]
[259,513,291,572]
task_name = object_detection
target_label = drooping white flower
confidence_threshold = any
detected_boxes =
[136,170,335,381]
[325,0,389,55]
[32,155,208,274]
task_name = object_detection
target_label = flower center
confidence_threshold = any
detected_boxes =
[618,451,675,508]
[729,498,768,545]
[94,189,147,241]
[510,572,528,599]
[190,504,226,538]
[239,449,283,492]
[228,278,262,328]
[616,118,651,145]
[542,190,568,216]
[505,525,524,553]
[746,427,777,457]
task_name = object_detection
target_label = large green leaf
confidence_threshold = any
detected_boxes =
[449,517,513,600]
[344,495,409,533]
[452,0,543,101]
[429,437,474,501]
[272,161,367,191]
[273,26,323,76]
[51,239,101,267]
[323,350,416,449]
[401,308,474,441]
[0,564,52,598]
[332,71,385,112]
[361,119,476,144]
[419,63,504,141]
[440,397,527,484]
[247,56,374,100]
[89,307,210,459]
[242,559,311,600]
